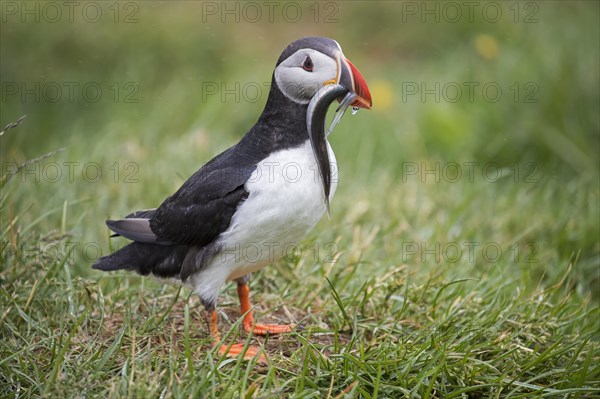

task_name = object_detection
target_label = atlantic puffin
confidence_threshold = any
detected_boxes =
[93,36,372,362]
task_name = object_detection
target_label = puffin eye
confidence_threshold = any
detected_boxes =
[302,56,314,72]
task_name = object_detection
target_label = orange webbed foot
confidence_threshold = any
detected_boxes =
[237,282,296,336]
[217,343,267,364]
[244,323,296,335]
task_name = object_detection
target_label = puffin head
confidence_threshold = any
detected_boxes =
[268,37,372,217]
[274,36,372,109]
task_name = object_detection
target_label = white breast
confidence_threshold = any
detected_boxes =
[190,139,337,303]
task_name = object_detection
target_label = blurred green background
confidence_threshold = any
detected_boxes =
[2,3,599,396]
[1,1,598,286]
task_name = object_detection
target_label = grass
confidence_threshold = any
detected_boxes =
[2,154,598,397]
[1,1,599,398]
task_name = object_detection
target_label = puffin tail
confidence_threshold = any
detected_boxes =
[92,242,186,278]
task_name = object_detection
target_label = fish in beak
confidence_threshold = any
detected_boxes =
[307,56,372,216]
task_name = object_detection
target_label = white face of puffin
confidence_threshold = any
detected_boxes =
[274,48,341,104]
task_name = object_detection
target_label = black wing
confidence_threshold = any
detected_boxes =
[106,145,257,248]
[149,146,256,247]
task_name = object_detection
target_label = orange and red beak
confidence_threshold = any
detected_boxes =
[339,57,372,109]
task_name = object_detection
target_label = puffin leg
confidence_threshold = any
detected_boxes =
[205,304,266,363]
[237,280,295,335]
